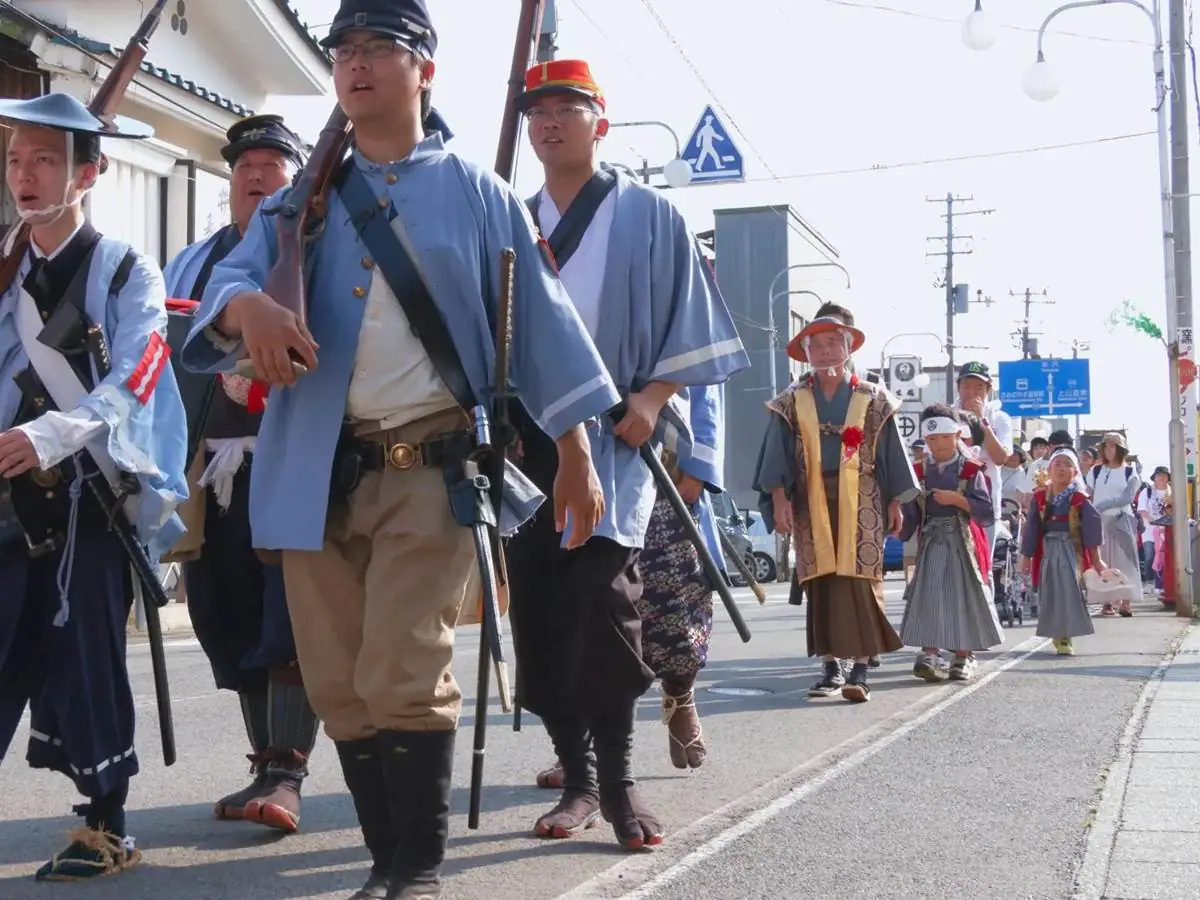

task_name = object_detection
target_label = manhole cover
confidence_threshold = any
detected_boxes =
[706,686,774,697]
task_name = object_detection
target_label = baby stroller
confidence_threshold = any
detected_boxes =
[993,499,1024,627]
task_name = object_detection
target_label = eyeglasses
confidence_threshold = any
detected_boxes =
[524,104,597,124]
[330,37,412,64]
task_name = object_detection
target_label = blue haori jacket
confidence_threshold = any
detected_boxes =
[551,171,750,549]
[181,135,621,553]
[0,236,189,559]
[162,229,228,299]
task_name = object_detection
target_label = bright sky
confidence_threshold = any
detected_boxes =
[267,0,1197,467]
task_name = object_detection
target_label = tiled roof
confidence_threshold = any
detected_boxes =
[269,0,332,70]
[49,33,255,117]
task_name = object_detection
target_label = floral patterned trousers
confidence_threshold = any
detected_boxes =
[635,489,715,682]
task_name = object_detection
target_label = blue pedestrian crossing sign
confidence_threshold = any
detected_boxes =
[680,105,745,185]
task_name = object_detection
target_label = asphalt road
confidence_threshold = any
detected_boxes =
[0,578,1185,900]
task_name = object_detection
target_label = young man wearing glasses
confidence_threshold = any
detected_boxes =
[506,59,747,851]
[183,2,621,897]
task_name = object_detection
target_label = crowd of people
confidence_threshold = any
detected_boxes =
[0,0,1173,895]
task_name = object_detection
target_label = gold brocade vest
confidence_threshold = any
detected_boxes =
[766,378,901,584]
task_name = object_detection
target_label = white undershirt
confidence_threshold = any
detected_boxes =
[536,186,616,339]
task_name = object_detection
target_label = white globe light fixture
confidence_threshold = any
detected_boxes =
[1023,52,1060,101]
[663,157,693,189]
[962,0,997,51]
[912,372,932,389]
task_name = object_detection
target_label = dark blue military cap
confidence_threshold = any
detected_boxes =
[221,114,306,168]
[320,0,437,59]
[0,93,153,140]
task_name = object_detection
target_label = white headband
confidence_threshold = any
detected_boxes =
[922,416,960,436]
[1049,448,1080,468]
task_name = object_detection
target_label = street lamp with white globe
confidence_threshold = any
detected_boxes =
[1022,51,1059,101]
[962,0,997,50]
[662,157,693,189]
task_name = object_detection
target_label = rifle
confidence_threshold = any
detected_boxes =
[466,248,516,830]
[465,0,547,829]
[718,527,767,604]
[0,0,169,298]
[610,405,753,644]
[233,107,352,380]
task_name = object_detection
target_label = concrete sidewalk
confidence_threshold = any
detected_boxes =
[1076,621,1200,900]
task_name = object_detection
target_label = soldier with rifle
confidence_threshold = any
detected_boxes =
[181,1,617,897]
[0,91,188,880]
[507,59,748,850]
[162,114,319,835]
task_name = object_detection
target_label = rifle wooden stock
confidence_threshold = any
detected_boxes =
[91,0,169,127]
[233,107,351,380]
[0,0,169,296]
[268,106,352,324]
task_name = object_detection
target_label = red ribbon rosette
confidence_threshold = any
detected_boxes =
[841,425,865,463]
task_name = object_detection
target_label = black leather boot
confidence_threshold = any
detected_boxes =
[376,730,455,900]
[336,737,397,900]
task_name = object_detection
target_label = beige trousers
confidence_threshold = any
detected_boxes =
[282,409,477,741]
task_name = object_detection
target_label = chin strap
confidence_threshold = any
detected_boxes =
[9,139,92,239]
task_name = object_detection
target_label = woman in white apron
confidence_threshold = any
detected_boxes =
[1084,433,1142,616]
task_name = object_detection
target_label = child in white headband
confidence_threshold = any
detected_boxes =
[1019,448,1107,655]
[898,404,1003,683]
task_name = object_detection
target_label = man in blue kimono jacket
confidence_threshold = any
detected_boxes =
[509,58,748,851]
[0,94,188,880]
[534,383,727,788]
[163,114,319,835]
[182,2,617,897]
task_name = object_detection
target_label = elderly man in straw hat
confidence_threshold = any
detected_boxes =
[754,303,919,702]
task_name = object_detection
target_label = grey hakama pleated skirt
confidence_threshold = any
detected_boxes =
[1100,511,1142,590]
[900,517,1003,651]
[1036,532,1096,639]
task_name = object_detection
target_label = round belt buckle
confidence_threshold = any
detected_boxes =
[388,443,418,470]
[30,467,60,487]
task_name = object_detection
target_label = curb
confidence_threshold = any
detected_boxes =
[1071,622,1194,900]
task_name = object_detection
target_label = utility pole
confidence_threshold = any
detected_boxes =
[927,194,994,401]
[1008,287,1052,440]
[1169,0,1196,615]
[1070,338,1090,438]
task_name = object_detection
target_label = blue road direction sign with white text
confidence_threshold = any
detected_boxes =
[997,358,1091,417]
[680,105,745,184]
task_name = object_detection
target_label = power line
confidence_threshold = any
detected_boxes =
[629,0,844,263]
[736,130,1157,183]
[815,0,1152,47]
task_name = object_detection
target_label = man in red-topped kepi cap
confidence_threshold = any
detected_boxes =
[753,303,917,702]
[505,58,748,851]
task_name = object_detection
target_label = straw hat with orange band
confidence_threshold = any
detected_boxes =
[786,314,866,376]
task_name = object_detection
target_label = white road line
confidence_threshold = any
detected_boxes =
[557,632,1053,900]
[1071,625,1191,900]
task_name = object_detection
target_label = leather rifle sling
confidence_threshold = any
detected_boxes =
[338,163,478,411]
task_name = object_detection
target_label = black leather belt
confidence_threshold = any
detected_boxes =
[354,429,476,472]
